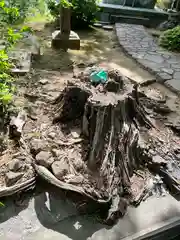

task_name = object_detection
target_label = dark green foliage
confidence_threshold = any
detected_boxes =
[159,26,180,52]
[47,0,99,29]
[71,0,99,29]
[47,0,60,18]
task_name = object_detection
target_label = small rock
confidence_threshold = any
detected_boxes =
[35,151,54,168]
[51,149,62,157]
[51,160,69,180]
[39,79,48,85]
[71,128,81,139]
[8,159,22,171]
[152,155,167,166]
[48,132,56,139]
[30,139,47,155]
[6,171,24,186]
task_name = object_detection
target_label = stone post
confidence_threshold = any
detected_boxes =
[60,6,71,37]
[51,6,80,50]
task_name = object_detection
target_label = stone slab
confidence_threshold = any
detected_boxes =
[51,30,80,50]
[165,79,180,94]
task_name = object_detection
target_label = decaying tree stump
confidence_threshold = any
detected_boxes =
[50,73,156,224]
[32,69,180,225]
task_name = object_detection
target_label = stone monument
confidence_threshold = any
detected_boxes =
[51,6,80,50]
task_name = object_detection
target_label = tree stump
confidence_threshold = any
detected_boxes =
[31,68,180,224]
[51,73,155,224]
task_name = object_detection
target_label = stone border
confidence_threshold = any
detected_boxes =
[115,23,180,94]
[122,216,180,240]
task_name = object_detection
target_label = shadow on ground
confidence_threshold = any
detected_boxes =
[1,181,180,239]
[30,23,153,82]
[34,186,108,240]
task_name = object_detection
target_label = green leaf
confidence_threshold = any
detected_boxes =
[0,201,4,207]
[1,93,12,104]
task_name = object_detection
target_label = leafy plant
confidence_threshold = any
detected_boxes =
[47,0,99,29]
[0,201,4,207]
[159,26,180,52]
[0,1,20,24]
[61,0,72,8]
[0,0,32,112]
[71,0,99,29]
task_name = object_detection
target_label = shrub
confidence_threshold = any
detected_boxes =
[159,26,180,52]
[47,0,99,29]
[0,0,32,112]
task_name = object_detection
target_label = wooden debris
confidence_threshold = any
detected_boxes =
[0,177,36,198]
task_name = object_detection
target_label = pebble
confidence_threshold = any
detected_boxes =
[51,160,69,180]
[51,149,62,157]
[30,139,47,155]
[8,159,22,172]
[35,151,54,168]
[71,128,81,139]
[48,132,56,139]
[39,79,48,85]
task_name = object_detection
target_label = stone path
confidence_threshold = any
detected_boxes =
[115,23,180,92]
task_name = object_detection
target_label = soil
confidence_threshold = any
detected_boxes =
[1,22,180,224]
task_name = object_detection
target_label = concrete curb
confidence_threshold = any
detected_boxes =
[121,216,180,240]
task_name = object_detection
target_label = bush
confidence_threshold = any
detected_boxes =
[47,0,99,29]
[159,26,180,52]
[0,0,32,112]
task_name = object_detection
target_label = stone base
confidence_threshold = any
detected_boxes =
[51,30,80,50]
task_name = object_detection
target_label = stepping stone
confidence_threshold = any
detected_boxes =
[93,23,103,28]
[103,25,114,31]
